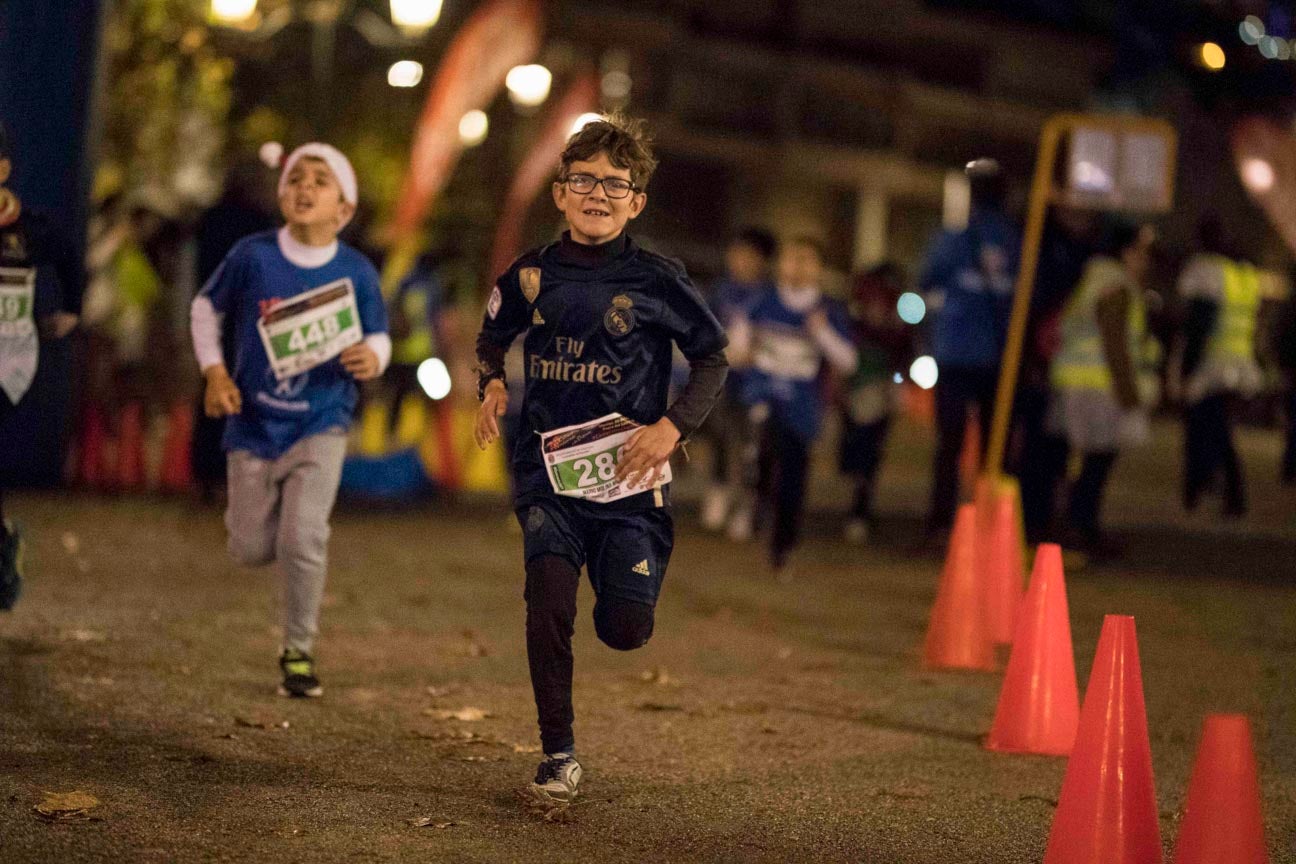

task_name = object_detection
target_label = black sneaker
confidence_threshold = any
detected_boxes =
[0,523,24,612]
[277,648,323,698]
[528,752,582,803]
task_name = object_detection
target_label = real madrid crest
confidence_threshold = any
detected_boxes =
[520,267,541,304]
[603,294,635,337]
[2,231,25,262]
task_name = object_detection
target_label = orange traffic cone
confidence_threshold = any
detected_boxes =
[115,402,147,491]
[922,504,996,671]
[976,476,1025,644]
[984,543,1079,755]
[158,402,194,493]
[76,404,110,489]
[1044,614,1161,864]
[1172,714,1267,864]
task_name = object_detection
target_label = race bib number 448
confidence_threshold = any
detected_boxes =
[0,267,35,338]
[257,278,363,380]
[541,413,672,504]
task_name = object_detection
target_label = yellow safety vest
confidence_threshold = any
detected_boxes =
[392,289,435,366]
[1051,256,1159,395]
[1206,256,1260,364]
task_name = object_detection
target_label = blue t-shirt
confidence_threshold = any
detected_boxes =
[919,208,1019,370]
[709,276,769,396]
[200,230,387,459]
[741,288,852,443]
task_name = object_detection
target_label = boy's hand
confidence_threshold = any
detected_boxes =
[203,365,242,417]
[341,343,380,381]
[474,378,508,449]
[38,312,78,340]
[615,417,680,489]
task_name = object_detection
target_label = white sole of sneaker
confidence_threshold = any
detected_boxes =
[521,782,575,805]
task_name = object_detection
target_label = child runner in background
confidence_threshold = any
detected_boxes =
[839,261,913,544]
[729,237,857,577]
[0,121,84,609]
[190,143,389,697]
[474,115,728,806]
[697,227,775,535]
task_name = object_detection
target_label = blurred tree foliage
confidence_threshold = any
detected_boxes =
[97,0,234,214]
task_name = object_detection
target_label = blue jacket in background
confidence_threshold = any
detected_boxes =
[919,207,1020,370]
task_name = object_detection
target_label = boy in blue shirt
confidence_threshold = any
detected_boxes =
[190,143,389,698]
[730,237,857,575]
[474,115,728,806]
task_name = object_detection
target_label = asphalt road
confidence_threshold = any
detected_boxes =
[1,417,1293,862]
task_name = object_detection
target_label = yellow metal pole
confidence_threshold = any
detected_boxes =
[983,116,1066,480]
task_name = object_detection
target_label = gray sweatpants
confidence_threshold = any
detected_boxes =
[225,431,347,655]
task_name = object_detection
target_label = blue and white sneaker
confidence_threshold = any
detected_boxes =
[528,752,582,803]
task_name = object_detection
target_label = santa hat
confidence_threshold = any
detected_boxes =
[276,142,358,207]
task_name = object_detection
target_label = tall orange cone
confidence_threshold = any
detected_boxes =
[984,543,1079,755]
[977,476,1025,644]
[158,403,194,492]
[114,402,147,491]
[1172,714,1267,864]
[922,504,996,671]
[1044,614,1161,864]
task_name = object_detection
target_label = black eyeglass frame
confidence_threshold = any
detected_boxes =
[559,172,640,199]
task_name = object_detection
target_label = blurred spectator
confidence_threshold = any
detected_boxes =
[1176,217,1262,516]
[1276,283,1296,485]
[384,250,448,440]
[838,261,913,544]
[729,237,856,576]
[1049,223,1158,557]
[919,158,1019,535]
[698,227,776,532]
[1011,207,1098,543]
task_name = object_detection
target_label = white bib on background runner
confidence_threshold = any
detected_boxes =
[257,278,363,380]
[541,413,672,504]
[0,266,38,404]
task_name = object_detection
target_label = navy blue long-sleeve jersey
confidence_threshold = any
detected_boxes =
[477,233,727,510]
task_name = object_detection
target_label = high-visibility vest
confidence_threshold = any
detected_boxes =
[1051,256,1158,396]
[392,288,435,365]
[1205,256,1261,364]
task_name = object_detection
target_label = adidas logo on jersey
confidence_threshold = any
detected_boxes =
[533,308,545,325]
[631,559,651,576]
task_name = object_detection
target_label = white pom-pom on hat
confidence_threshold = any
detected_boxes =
[259,141,285,169]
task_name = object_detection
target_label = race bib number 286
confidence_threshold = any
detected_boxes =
[540,413,672,504]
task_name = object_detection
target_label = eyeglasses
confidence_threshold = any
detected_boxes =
[562,173,638,199]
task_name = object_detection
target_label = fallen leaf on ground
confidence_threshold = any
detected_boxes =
[60,629,106,643]
[425,685,459,698]
[422,707,491,722]
[457,755,497,763]
[635,702,684,712]
[60,533,80,554]
[408,815,463,829]
[411,728,483,742]
[638,667,679,686]
[234,716,290,730]
[517,786,573,823]
[456,630,490,657]
[512,743,542,754]
[34,791,99,821]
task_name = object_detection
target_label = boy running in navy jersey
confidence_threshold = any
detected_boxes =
[191,143,389,698]
[475,115,728,805]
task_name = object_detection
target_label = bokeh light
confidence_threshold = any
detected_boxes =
[210,0,257,24]
[1241,158,1275,193]
[896,292,926,325]
[910,356,939,390]
[570,112,604,136]
[417,358,452,401]
[387,60,424,88]
[506,64,552,107]
[458,110,489,147]
[390,0,442,30]
[1199,42,1226,71]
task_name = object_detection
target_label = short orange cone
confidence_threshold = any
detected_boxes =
[75,404,110,488]
[114,402,147,491]
[1044,614,1161,864]
[984,543,1078,755]
[922,504,996,671]
[158,403,194,493]
[1172,714,1267,864]
[976,476,1025,644]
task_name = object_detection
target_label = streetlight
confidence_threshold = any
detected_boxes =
[506,64,552,108]
[390,0,442,31]
[211,0,257,25]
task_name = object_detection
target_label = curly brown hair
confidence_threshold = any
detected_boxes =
[557,113,659,190]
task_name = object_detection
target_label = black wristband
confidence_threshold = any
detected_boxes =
[478,372,505,402]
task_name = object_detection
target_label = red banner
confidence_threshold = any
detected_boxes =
[391,0,543,242]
